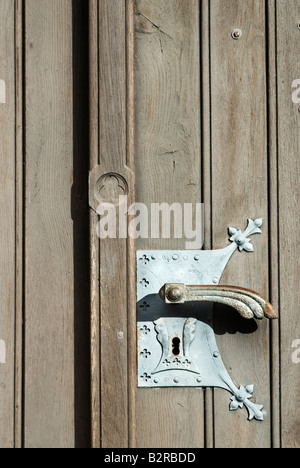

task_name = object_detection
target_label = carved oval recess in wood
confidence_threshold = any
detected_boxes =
[94,172,129,206]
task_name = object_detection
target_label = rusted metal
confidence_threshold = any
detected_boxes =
[160,284,278,320]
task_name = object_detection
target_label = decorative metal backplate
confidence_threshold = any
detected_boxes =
[137,219,276,421]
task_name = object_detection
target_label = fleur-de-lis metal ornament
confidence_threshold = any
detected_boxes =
[137,218,278,421]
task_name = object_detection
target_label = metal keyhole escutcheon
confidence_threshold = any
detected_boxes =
[137,218,278,422]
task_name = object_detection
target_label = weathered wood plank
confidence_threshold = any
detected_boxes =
[89,0,101,449]
[267,0,281,449]
[201,0,215,448]
[135,0,205,448]
[277,0,300,449]
[98,0,129,448]
[15,0,24,449]
[210,0,271,448]
[24,0,74,448]
[89,0,136,448]
[0,0,17,449]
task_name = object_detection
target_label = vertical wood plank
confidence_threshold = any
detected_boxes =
[24,0,74,448]
[210,0,271,448]
[201,0,215,448]
[89,0,135,448]
[267,0,281,449]
[126,0,138,449]
[277,0,300,449]
[89,0,101,449]
[135,0,205,448]
[0,0,17,449]
[15,0,24,448]
[98,0,128,448]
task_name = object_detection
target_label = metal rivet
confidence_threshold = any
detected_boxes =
[196,376,202,383]
[173,377,180,384]
[154,378,159,384]
[232,28,242,40]
[194,255,200,262]
[172,254,179,261]
[151,255,156,260]
[213,277,219,284]
[213,352,219,358]
[167,287,183,302]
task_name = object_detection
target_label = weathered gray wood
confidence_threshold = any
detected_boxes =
[126,0,138,448]
[135,0,205,448]
[210,0,271,448]
[201,0,215,448]
[15,0,24,449]
[277,0,300,449]
[0,0,17,449]
[98,0,129,448]
[89,0,136,448]
[267,0,281,449]
[89,0,101,449]
[24,0,75,448]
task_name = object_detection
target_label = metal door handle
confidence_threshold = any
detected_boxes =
[159,283,278,320]
[137,217,278,421]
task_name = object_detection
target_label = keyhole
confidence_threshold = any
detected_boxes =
[172,337,181,356]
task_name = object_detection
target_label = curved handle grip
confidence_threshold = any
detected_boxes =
[159,284,278,320]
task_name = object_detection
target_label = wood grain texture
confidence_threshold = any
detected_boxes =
[267,0,281,449]
[89,0,101,449]
[0,0,16,449]
[89,0,136,448]
[277,0,300,449]
[201,1,215,449]
[15,0,24,449]
[98,0,129,448]
[210,0,271,448]
[24,0,74,448]
[135,0,205,448]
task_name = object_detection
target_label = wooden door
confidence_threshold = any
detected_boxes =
[89,0,300,449]
[0,0,299,449]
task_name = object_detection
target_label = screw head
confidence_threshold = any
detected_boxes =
[232,28,242,40]
[167,287,183,302]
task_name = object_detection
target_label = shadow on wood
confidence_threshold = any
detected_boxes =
[72,0,91,448]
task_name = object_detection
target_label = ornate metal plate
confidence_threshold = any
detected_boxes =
[137,219,277,421]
